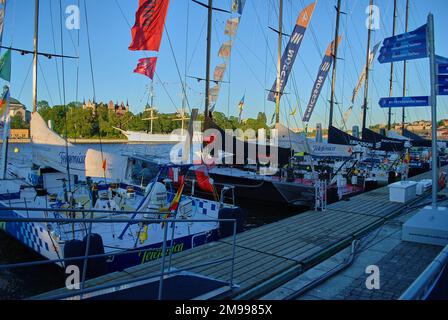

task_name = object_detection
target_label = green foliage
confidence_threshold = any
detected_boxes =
[10,114,29,129]
[35,100,271,139]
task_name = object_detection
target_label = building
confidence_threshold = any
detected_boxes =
[107,100,129,116]
[9,98,30,122]
[9,129,30,140]
[83,99,129,116]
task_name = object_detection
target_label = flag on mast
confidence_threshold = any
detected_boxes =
[231,0,246,15]
[268,2,317,102]
[133,57,157,79]
[303,36,342,122]
[238,94,245,123]
[0,86,10,180]
[342,42,381,127]
[129,0,170,52]
[0,48,11,82]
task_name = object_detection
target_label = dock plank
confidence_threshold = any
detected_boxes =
[32,168,443,300]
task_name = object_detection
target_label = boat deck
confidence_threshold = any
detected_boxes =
[32,168,445,300]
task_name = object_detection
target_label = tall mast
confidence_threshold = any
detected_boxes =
[275,0,283,125]
[329,0,342,130]
[32,0,39,113]
[387,0,398,130]
[402,0,410,133]
[362,0,374,134]
[204,0,213,118]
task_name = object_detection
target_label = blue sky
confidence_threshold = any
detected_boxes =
[1,0,448,131]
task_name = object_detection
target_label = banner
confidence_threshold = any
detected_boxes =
[0,86,10,180]
[0,48,11,82]
[231,0,246,15]
[351,42,381,104]
[218,41,233,59]
[267,2,316,102]
[129,0,170,52]
[213,63,227,82]
[238,95,245,123]
[209,85,221,105]
[133,57,157,79]
[341,42,381,127]
[302,36,342,122]
[224,17,240,38]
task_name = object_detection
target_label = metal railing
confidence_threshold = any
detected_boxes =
[399,244,448,300]
[0,206,238,300]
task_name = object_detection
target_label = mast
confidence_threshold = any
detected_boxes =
[387,0,397,131]
[362,0,374,134]
[402,0,410,133]
[32,0,39,112]
[329,0,342,130]
[204,0,213,118]
[275,0,283,125]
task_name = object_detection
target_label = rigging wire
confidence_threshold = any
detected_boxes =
[59,0,73,192]
[113,0,184,113]
[49,0,63,104]
[83,0,106,183]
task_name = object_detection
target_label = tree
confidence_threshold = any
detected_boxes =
[10,115,29,129]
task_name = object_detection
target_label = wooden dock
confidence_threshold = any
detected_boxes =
[33,168,442,300]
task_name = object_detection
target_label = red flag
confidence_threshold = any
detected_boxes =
[129,0,170,52]
[134,57,157,79]
[195,170,214,194]
[102,159,107,171]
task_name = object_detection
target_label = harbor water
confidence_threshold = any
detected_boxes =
[0,142,299,299]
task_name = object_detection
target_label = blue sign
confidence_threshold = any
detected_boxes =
[378,24,428,64]
[439,64,448,74]
[436,55,448,64]
[439,85,448,96]
[380,38,426,55]
[438,75,448,85]
[379,96,429,108]
[378,48,428,64]
[383,25,427,46]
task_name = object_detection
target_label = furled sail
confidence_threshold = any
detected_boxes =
[267,2,316,102]
[302,36,342,122]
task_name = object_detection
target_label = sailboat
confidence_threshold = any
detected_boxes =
[191,1,370,208]
[0,0,243,276]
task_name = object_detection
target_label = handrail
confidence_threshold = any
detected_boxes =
[0,214,238,301]
[399,244,448,300]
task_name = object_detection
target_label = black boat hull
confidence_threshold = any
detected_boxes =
[208,172,316,208]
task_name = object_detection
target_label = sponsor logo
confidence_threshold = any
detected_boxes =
[139,243,184,264]
[59,152,86,166]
